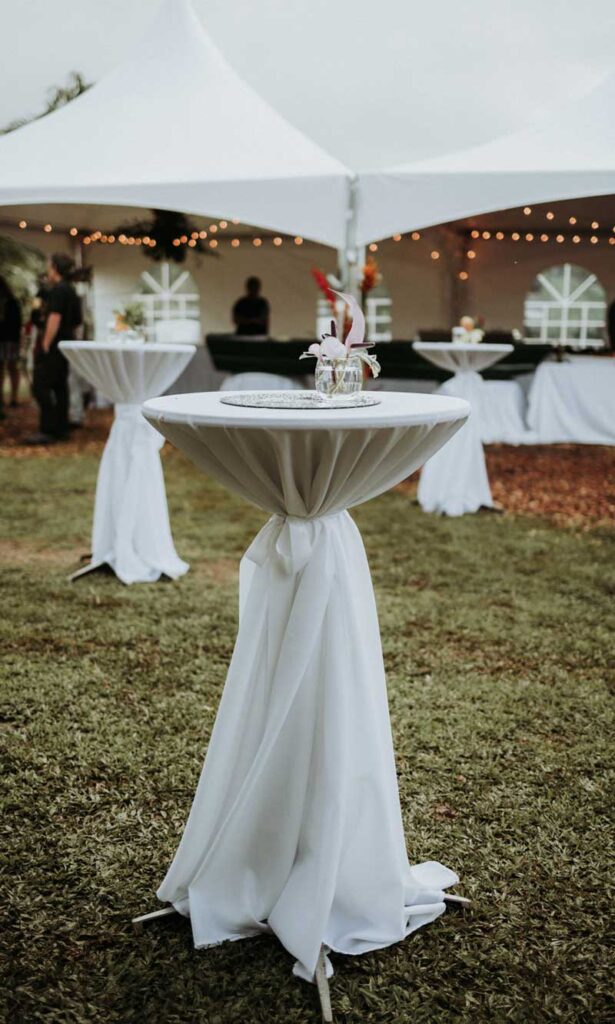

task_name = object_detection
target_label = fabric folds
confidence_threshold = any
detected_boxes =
[158,510,456,979]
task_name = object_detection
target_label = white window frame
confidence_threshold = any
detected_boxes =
[524,263,606,347]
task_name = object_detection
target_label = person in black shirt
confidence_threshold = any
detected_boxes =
[232,276,270,336]
[25,253,82,445]
[0,277,22,419]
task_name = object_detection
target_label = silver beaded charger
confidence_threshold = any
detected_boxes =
[220,391,381,410]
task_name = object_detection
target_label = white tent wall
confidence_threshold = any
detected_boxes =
[4,213,614,341]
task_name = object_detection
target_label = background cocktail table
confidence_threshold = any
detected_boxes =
[413,342,513,516]
[139,390,470,1015]
[60,341,195,584]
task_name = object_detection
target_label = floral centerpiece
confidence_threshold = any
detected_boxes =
[452,315,484,345]
[301,290,380,399]
[109,302,146,343]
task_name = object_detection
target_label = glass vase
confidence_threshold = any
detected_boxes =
[315,355,363,400]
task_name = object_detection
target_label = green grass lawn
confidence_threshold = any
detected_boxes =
[1,446,613,1024]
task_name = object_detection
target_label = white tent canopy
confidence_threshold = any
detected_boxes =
[0,0,615,250]
[357,72,615,242]
[0,0,350,248]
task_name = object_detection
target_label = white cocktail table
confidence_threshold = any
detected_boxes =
[414,342,513,516]
[60,341,195,584]
[137,390,470,1019]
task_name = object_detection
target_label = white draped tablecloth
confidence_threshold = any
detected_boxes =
[414,342,513,515]
[60,342,195,583]
[527,356,615,445]
[142,390,469,983]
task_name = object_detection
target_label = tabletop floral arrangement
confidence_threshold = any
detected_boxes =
[452,315,484,345]
[301,290,380,399]
[109,302,146,343]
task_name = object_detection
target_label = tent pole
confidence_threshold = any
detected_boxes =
[338,175,362,300]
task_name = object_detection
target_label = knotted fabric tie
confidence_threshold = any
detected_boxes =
[244,510,348,576]
[115,402,143,421]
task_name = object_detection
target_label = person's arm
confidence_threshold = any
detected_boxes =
[42,312,61,354]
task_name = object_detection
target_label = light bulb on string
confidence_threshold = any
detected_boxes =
[369,243,378,252]
[18,220,27,229]
[231,238,240,247]
[392,234,402,241]
[411,231,421,241]
[294,237,303,245]
[546,211,555,220]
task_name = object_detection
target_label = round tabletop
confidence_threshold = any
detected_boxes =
[60,341,196,356]
[143,390,470,431]
[413,342,513,354]
[413,341,513,375]
[59,341,196,405]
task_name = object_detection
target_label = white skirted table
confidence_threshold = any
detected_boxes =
[414,342,513,516]
[138,390,470,1020]
[59,341,195,584]
[527,356,615,445]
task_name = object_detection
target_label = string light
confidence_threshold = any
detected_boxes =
[590,235,599,244]
[231,218,240,225]
[482,230,491,240]
[467,250,476,259]
[523,206,532,215]
[540,233,549,242]
[44,223,52,233]
[392,233,402,241]
[209,224,218,233]
[69,227,78,236]
[188,239,197,248]
[430,250,440,260]
[458,270,469,281]
[556,234,564,243]
[18,220,27,229]
[569,216,577,225]
[273,237,283,246]
[572,234,581,243]
[411,231,421,241]
[546,211,555,220]
[610,237,615,246]
[231,238,240,247]
[219,220,228,229]
[253,237,262,247]
[591,221,599,229]
[470,229,480,239]
[369,243,378,252]
[512,232,520,241]
[495,231,504,240]
[294,237,303,245]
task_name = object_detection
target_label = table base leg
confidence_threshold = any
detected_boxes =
[315,946,333,1022]
[68,560,107,582]
[130,903,469,1020]
[131,906,178,934]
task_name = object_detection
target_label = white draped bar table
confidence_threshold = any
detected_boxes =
[138,390,470,1020]
[414,342,513,516]
[60,341,195,584]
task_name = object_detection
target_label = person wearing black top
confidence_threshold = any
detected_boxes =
[232,276,270,336]
[0,277,22,419]
[25,253,82,445]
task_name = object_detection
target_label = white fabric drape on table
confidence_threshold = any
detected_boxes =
[527,357,615,445]
[418,372,492,516]
[480,380,533,445]
[414,344,512,515]
[60,343,194,583]
[145,393,468,981]
[92,405,189,584]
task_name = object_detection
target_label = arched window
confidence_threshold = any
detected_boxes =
[133,262,200,341]
[524,263,606,346]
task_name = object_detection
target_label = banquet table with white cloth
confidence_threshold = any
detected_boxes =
[527,356,615,445]
[60,341,195,584]
[414,342,513,515]
[141,390,470,994]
